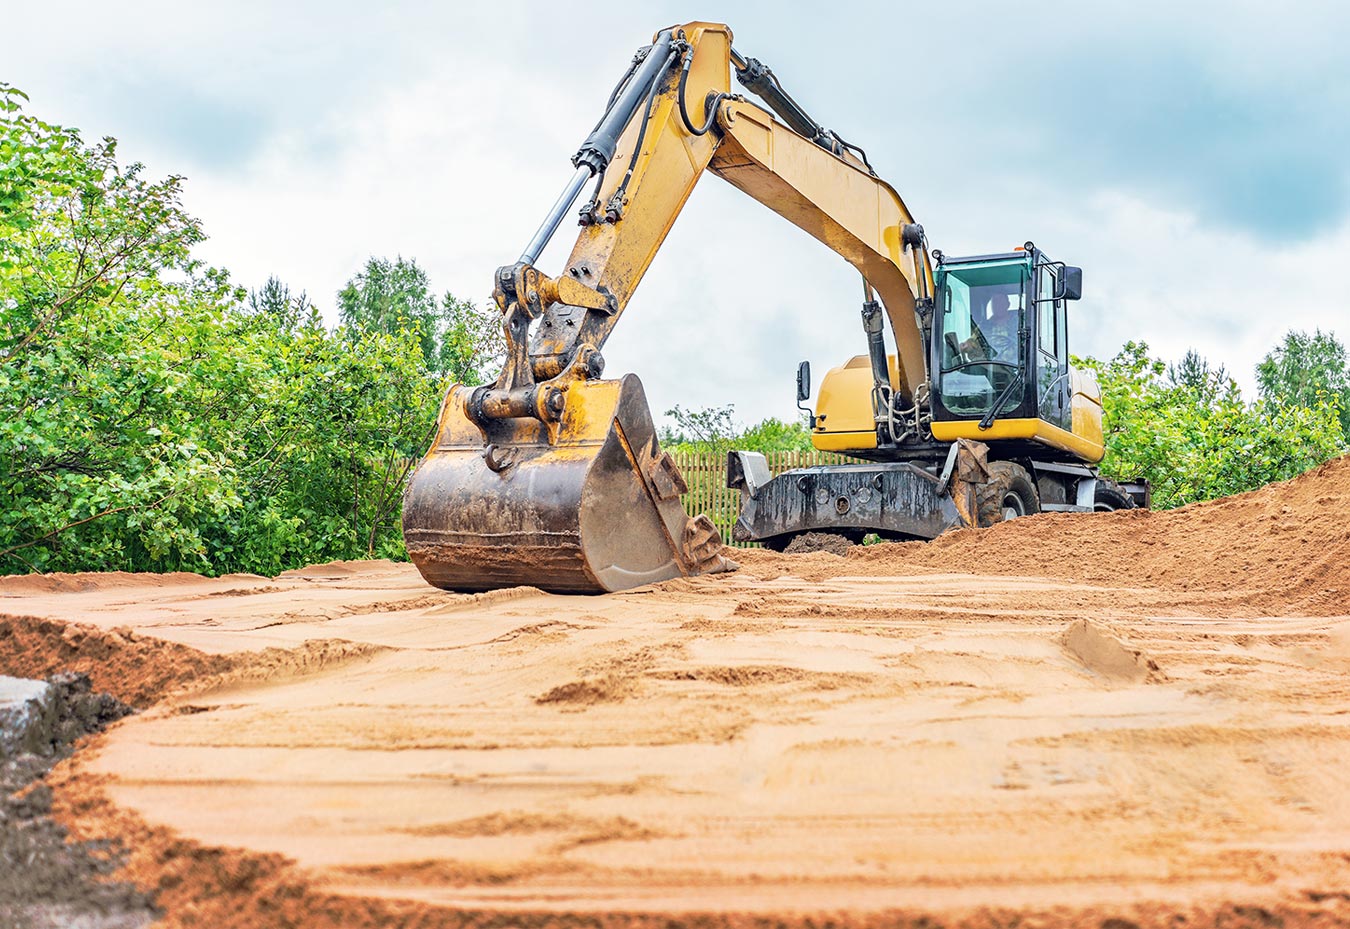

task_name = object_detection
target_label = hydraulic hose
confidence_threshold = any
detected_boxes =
[676,48,730,136]
[525,33,675,258]
[607,46,681,220]
[730,46,876,176]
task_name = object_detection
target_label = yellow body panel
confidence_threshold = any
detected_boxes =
[1070,366,1106,455]
[812,355,883,449]
[816,348,1106,462]
[930,417,1104,462]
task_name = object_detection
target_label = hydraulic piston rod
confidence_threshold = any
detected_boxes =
[519,164,592,265]
[519,30,677,265]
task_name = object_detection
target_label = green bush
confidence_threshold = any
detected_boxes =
[0,84,440,575]
[1079,341,1345,509]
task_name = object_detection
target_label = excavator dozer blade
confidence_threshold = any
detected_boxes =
[402,373,730,594]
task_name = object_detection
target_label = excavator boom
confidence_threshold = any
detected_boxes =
[402,22,933,593]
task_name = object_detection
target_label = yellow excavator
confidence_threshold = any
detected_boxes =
[402,21,1146,594]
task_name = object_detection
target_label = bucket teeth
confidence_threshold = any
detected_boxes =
[682,514,730,574]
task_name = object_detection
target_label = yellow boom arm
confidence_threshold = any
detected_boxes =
[518,21,933,402]
[403,21,932,595]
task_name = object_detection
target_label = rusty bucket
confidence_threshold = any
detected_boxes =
[402,374,729,594]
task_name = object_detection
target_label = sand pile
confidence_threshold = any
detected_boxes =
[0,617,231,708]
[740,455,1350,613]
[3,458,1350,927]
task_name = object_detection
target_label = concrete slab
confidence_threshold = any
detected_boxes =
[0,675,55,758]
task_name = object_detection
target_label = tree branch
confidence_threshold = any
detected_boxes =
[0,490,178,560]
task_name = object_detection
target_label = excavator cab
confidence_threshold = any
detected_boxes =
[735,244,1125,550]
[928,244,1104,463]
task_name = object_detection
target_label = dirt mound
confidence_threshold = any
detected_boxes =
[741,455,1350,614]
[783,532,854,556]
[535,673,635,705]
[0,614,388,710]
[0,571,208,595]
[199,640,389,693]
[277,558,403,579]
[1061,619,1162,683]
[0,617,231,708]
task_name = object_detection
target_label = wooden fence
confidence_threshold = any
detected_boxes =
[671,449,850,547]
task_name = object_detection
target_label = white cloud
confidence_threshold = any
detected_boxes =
[8,0,1350,428]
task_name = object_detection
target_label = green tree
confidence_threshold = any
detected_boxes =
[0,86,441,575]
[337,256,503,384]
[437,291,504,385]
[661,406,813,454]
[203,316,438,573]
[247,275,316,333]
[1,82,237,572]
[337,256,438,362]
[662,405,738,453]
[1079,341,1344,509]
[737,416,814,452]
[1256,329,1350,439]
[1166,349,1234,405]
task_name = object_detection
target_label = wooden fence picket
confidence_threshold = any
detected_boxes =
[671,449,850,547]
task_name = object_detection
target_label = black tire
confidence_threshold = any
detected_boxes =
[762,534,795,552]
[976,461,1040,527]
[1093,483,1134,512]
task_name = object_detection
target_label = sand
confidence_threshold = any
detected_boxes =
[3,458,1350,927]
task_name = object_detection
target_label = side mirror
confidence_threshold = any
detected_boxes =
[796,360,811,402]
[1060,266,1083,301]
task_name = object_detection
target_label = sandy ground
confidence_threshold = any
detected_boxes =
[3,458,1350,927]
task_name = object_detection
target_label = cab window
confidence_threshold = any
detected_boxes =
[1037,265,1058,359]
[936,259,1028,417]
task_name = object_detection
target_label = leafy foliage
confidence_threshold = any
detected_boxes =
[0,86,441,575]
[437,291,505,385]
[337,256,439,360]
[247,275,316,332]
[1079,341,1345,509]
[337,256,503,384]
[662,405,813,454]
[1256,329,1350,440]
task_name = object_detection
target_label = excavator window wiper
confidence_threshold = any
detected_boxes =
[978,370,1023,431]
[942,360,1017,374]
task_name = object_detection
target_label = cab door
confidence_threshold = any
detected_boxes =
[1034,262,1071,430]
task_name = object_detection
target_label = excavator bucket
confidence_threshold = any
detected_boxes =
[402,373,730,594]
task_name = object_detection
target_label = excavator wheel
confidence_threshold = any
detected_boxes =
[1093,483,1135,512]
[976,461,1040,527]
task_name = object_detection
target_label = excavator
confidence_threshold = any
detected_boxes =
[401,21,1147,594]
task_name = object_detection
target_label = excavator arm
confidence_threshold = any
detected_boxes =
[402,21,934,594]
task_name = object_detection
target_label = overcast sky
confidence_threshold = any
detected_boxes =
[8,1,1350,427]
